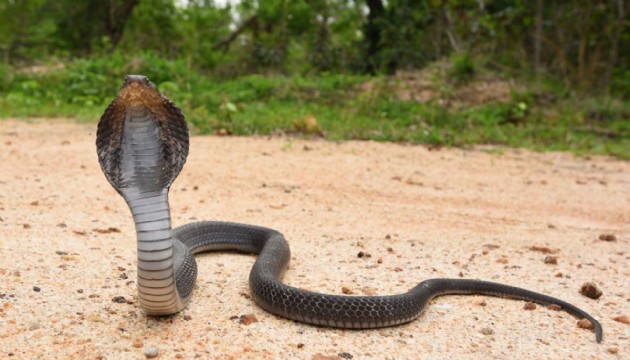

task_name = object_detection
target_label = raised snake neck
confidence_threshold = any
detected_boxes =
[96,75,603,342]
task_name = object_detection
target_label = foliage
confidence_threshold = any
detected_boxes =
[0,54,627,159]
[0,1,627,159]
[0,1,626,95]
[449,53,476,83]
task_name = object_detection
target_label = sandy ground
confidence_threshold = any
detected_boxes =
[0,119,628,359]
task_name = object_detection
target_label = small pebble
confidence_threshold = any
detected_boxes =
[341,287,353,295]
[297,343,304,349]
[112,296,127,303]
[119,273,128,280]
[547,304,562,311]
[598,234,616,242]
[33,286,41,292]
[607,347,619,354]
[339,352,353,359]
[544,256,558,265]
[577,318,594,330]
[529,246,556,254]
[93,227,121,234]
[133,339,143,348]
[579,282,602,299]
[612,315,629,324]
[239,314,258,325]
[523,302,536,310]
[480,327,494,335]
[183,315,192,321]
[144,347,159,358]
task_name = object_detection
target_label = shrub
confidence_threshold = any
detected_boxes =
[449,53,476,83]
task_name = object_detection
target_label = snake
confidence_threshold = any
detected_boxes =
[96,75,603,342]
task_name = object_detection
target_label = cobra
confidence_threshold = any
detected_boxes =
[96,75,602,342]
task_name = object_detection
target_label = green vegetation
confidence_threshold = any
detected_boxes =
[0,1,628,159]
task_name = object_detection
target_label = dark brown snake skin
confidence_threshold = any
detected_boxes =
[96,75,603,342]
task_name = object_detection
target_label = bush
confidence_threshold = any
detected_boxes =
[0,54,627,159]
[449,53,476,83]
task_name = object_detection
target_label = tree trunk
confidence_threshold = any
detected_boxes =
[106,0,140,49]
[551,0,570,80]
[433,0,447,60]
[212,15,259,53]
[443,7,463,54]
[577,2,593,89]
[599,0,625,94]
[314,1,331,71]
[364,0,386,74]
[277,0,289,73]
[534,0,543,79]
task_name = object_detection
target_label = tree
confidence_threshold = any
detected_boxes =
[52,0,140,54]
[363,0,386,73]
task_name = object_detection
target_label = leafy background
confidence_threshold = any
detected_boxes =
[0,0,628,158]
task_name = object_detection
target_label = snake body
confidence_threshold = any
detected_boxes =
[96,75,603,341]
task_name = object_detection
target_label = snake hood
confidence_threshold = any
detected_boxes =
[96,74,189,192]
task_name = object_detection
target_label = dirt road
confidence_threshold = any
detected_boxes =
[0,119,628,359]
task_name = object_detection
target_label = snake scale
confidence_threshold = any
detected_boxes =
[96,75,602,342]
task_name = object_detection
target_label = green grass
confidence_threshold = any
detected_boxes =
[1,53,628,159]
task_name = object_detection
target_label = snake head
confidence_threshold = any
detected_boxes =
[117,75,162,108]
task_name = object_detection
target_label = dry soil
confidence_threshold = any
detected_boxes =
[0,119,628,359]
